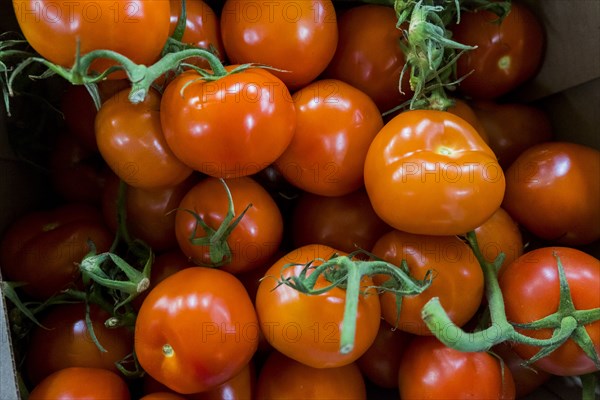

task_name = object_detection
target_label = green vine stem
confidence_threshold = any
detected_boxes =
[421,231,600,370]
[278,251,433,354]
[581,372,599,400]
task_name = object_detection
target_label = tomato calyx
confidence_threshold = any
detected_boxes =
[277,250,433,354]
[182,179,253,267]
[0,32,34,116]
[421,231,600,371]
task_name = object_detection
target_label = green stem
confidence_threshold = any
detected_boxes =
[172,0,188,43]
[339,258,361,354]
[581,372,599,400]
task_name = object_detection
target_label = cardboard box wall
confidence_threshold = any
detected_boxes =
[1,0,599,398]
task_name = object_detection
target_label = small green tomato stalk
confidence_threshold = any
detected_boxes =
[422,231,600,370]
[277,251,433,354]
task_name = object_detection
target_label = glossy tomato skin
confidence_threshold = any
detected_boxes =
[255,244,381,368]
[364,110,505,236]
[0,204,113,299]
[188,362,255,400]
[161,69,296,179]
[398,336,516,399]
[499,247,600,376]
[256,351,366,399]
[446,98,489,144]
[324,5,411,112]
[474,207,523,267]
[275,79,383,197]
[175,177,283,274]
[220,0,338,90]
[372,231,484,335]
[25,303,133,385]
[452,1,545,99]
[135,267,259,394]
[96,88,193,190]
[28,367,131,400]
[471,101,553,169]
[503,142,600,245]
[291,189,390,254]
[13,0,170,72]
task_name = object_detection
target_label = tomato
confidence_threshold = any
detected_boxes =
[275,79,383,197]
[175,176,283,274]
[323,5,411,113]
[256,351,366,399]
[135,267,259,394]
[446,98,489,144]
[493,342,552,398]
[170,0,225,66]
[25,303,133,385]
[140,393,186,400]
[372,230,484,335]
[12,0,170,73]
[474,207,523,268]
[220,0,338,90]
[356,320,412,388]
[471,101,553,169]
[96,88,193,190]
[503,142,600,245]
[255,244,381,368]
[0,203,113,299]
[188,362,255,400]
[291,189,390,254]
[102,172,198,252]
[28,367,130,400]
[499,247,600,376]
[398,336,516,399]
[364,110,505,236]
[160,69,296,179]
[452,1,545,99]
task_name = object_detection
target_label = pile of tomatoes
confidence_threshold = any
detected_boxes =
[1,0,599,399]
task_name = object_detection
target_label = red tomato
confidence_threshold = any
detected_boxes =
[25,303,133,385]
[220,0,338,90]
[291,189,390,254]
[255,244,381,368]
[140,393,186,400]
[12,0,170,73]
[160,69,296,179]
[372,231,484,335]
[324,5,411,112]
[471,101,553,169]
[275,79,383,196]
[28,367,130,400]
[364,110,505,236]
[493,342,552,398]
[398,336,516,399]
[135,267,259,394]
[452,1,545,99]
[96,88,193,190]
[446,98,490,144]
[188,362,255,400]
[474,207,523,268]
[356,320,412,388]
[503,142,600,245]
[175,177,283,274]
[256,351,366,399]
[499,247,600,376]
[0,204,113,299]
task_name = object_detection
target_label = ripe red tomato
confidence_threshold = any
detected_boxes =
[324,5,411,112]
[175,177,283,274]
[275,79,383,197]
[372,231,484,335]
[471,101,553,169]
[364,110,505,235]
[503,142,600,245]
[140,393,186,400]
[256,351,366,399]
[160,69,296,179]
[291,189,390,254]
[255,244,381,368]
[188,362,255,400]
[398,336,516,399]
[0,204,113,299]
[25,303,133,385]
[28,367,130,400]
[452,1,544,99]
[220,0,338,90]
[135,267,259,394]
[95,88,193,190]
[474,207,523,268]
[12,0,170,73]
[499,247,600,376]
